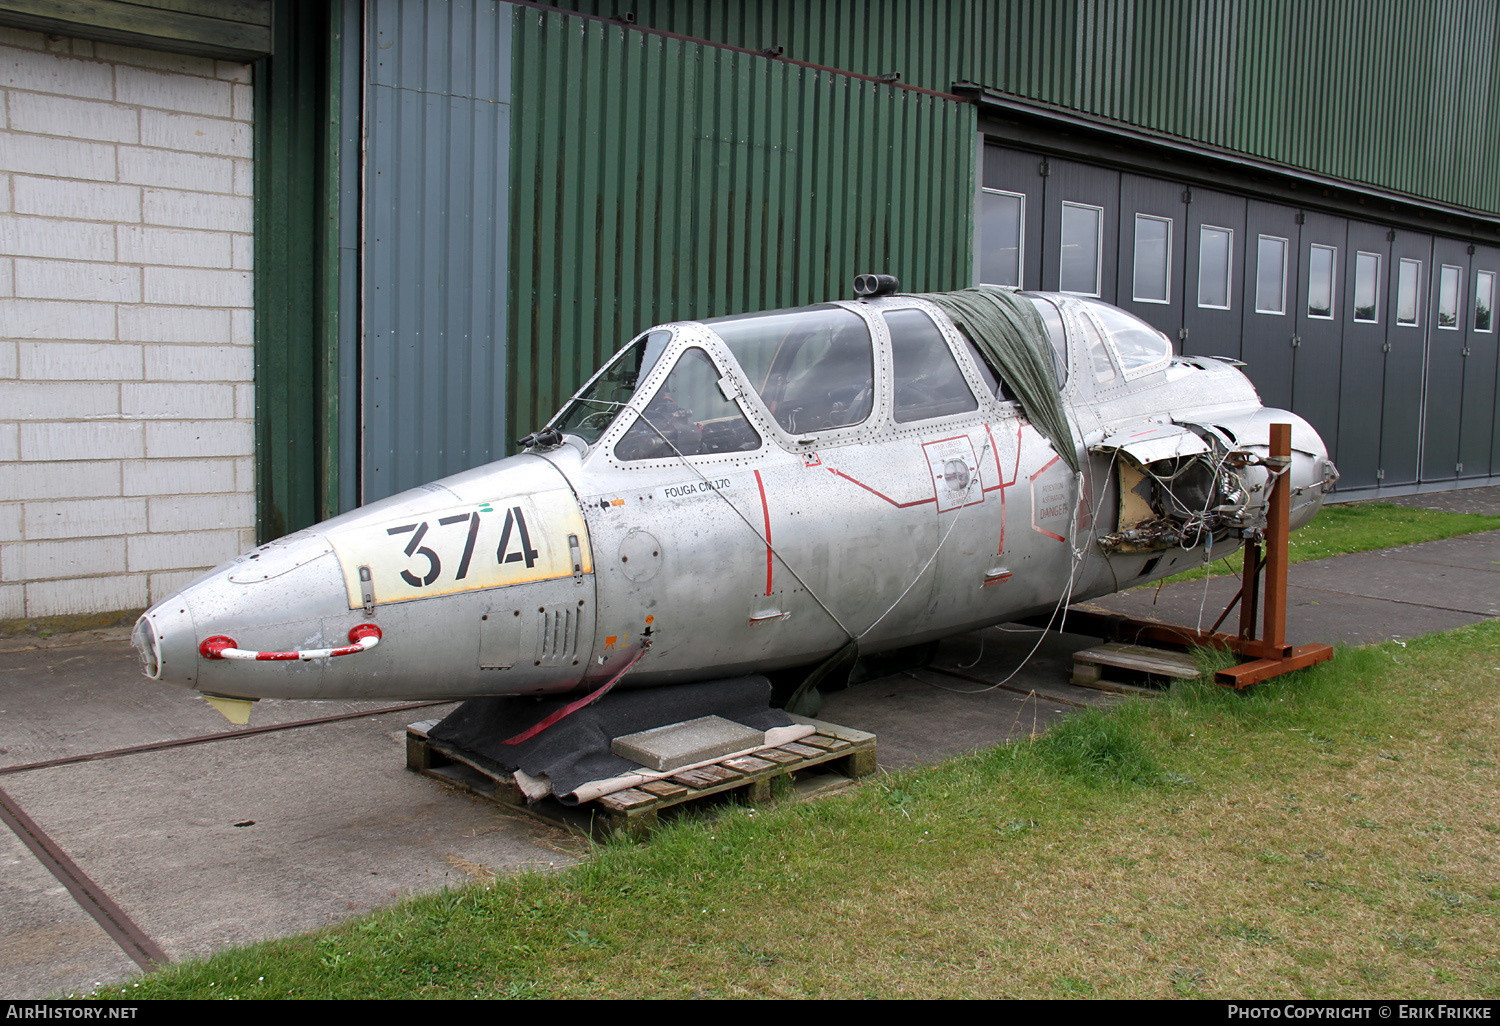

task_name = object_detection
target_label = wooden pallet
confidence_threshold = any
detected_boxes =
[1071,642,1201,694]
[406,714,876,839]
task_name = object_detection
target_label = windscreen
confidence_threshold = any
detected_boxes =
[551,329,671,443]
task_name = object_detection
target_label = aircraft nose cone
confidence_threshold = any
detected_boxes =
[134,599,199,687]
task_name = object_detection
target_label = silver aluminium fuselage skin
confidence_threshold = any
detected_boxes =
[134,292,1337,706]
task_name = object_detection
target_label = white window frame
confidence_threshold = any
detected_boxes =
[977,187,1026,288]
[1306,244,1337,320]
[1437,264,1463,330]
[1196,224,1233,310]
[1059,201,1104,298]
[1475,269,1495,333]
[1131,213,1172,304]
[1353,251,1381,324]
[1254,234,1289,315]
[1396,258,1422,326]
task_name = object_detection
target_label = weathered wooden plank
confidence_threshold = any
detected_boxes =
[786,715,877,745]
[0,0,272,59]
[1068,676,1161,697]
[722,755,777,773]
[127,0,271,27]
[1073,642,1201,679]
[796,734,851,752]
[639,780,689,800]
[754,748,803,766]
[775,742,822,759]
[669,764,743,789]
[596,788,658,812]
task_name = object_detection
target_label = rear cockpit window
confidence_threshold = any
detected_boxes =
[885,308,979,423]
[613,347,761,461]
[707,306,873,435]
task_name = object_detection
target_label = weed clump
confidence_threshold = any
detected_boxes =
[1028,708,1162,786]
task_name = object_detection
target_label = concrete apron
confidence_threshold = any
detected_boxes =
[1,529,1496,997]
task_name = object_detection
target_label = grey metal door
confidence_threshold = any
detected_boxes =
[1114,174,1186,344]
[1039,157,1119,302]
[979,144,1046,292]
[1291,211,1347,462]
[1381,230,1430,487]
[1460,244,1499,479]
[1241,201,1301,413]
[1181,187,1247,362]
[1421,237,1470,482]
[1335,220,1391,491]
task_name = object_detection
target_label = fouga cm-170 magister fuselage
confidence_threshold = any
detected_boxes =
[134,281,1339,721]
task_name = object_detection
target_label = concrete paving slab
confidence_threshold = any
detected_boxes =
[1291,555,1500,616]
[1356,531,1500,573]
[0,818,137,999]
[1356,484,1500,517]
[1086,531,1500,645]
[0,707,580,996]
[821,628,1116,768]
[0,639,434,770]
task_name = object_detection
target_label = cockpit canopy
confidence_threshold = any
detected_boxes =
[546,292,1172,461]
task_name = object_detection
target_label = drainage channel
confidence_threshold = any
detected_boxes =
[0,701,450,974]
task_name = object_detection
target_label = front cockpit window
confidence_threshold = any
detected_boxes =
[1075,311,1118,385]
[705,306,874,435]
[1025,294,1070,386]
[613,347,762,461]
[552,329,672,443]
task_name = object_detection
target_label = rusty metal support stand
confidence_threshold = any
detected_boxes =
[1211,423,1333,688]
[1048,423,1333,689]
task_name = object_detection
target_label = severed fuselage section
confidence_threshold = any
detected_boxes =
[134,289,1337,715]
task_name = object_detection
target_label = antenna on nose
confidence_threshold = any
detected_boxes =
[853,273,900,298]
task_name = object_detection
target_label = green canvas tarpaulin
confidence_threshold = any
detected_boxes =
[912,286,1080,475]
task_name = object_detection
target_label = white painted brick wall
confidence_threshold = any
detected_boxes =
[0,214,116,260]
[0,28,255,620]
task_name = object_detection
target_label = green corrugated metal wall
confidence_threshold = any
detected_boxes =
[552,0,1500,216]
[254,0,342,541]
[506,5,977,443]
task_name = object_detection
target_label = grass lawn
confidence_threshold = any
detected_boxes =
[99,617,1500,1000]
[1153,501,1500,585]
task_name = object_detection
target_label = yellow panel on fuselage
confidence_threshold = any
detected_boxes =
[326,489,592,608]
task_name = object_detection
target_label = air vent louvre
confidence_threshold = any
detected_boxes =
[537,608,578,665]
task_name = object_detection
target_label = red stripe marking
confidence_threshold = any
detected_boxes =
[1030,454,1061,480]
[983,422,1029,554]
[754,469,773,595]
[826,467,936,508]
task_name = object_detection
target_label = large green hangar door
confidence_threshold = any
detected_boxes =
[363,0,512,503]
